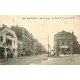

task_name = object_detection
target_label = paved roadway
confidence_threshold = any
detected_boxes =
[31,54,80,65]
[1,54,80,65]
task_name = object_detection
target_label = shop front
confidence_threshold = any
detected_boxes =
[0,47,5,59]
[59,46,70,54]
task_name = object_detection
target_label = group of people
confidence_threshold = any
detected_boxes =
[51,52,56,57]
[4,50,13,59]
[18,49,33,57]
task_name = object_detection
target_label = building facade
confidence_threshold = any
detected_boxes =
[11,25,38,56]
[54,31,80,55]
[0,25,18,59]
[11,25,47,56]
[0,24,47,59]
[17,40,23,56]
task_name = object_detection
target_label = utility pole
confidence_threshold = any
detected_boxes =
[48,35,50,57]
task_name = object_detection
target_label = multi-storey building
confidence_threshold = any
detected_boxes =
[0,25,18,59]
[11,25,47,56]
[33,39,44,55]
[54,30,80,56]
[11,25,35,55]
[0,24,47,59]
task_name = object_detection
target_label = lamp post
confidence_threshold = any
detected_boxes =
[48,35,50,57]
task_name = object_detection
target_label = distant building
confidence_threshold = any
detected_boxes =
[11,25,47,56]
[32,38,47,55]
[11,25,35,55]
[54,30,80,55]
[0,25,18,59]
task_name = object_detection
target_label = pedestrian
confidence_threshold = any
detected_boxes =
[51,51,53,57]
[11,51,13,58]
[21,53,23,57]
[4,50,7,59]
[54,52,55,56]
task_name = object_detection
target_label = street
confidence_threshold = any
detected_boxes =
[0,54,47,65]
[31,54,80,65]
[1,54,80,65]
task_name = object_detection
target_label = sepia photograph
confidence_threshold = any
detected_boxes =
[1,0,80,80]
[0,15,80,65]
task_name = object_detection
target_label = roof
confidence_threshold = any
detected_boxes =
[0,24,17,38]
[57,30,72,35]
[54,30,77,39]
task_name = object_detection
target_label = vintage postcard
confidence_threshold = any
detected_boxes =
[0,15,80,65]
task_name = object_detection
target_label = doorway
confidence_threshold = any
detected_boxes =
[0,47,5,59]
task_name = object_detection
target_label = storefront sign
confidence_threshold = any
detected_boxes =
[60,46,68,48]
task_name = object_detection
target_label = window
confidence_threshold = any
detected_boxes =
[6,39,12,46]
[0,36,3,42]
[57,40,60,46]
[67,48,69,52]
[67,41,70,45]
[62,41,65,45]
[6,32,14,38]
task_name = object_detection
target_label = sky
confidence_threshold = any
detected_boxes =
[0,15,80,50]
